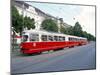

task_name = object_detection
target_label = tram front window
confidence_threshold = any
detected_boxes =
[23,35,28,42]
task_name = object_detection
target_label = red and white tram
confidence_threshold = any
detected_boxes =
[20,30,88,54]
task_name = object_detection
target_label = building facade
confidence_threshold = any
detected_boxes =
[13,1,58,30]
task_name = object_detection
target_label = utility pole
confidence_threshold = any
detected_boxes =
[20,2,25,43]
[22,2,24,36]
[12,27,15,52]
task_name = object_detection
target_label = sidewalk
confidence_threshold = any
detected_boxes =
[11,44,21,57]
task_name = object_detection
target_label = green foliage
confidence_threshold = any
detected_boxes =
[82,31,96,41]
[60,26,74,35]
[61,21,95,41]
[66,26,74,35]
[24,16,35,30]
[11,6,35,34]
[72,22,95,41]
[60,26,67,34]
[73,22,83,37]
[12,6,23,33]
[41,19,58,32]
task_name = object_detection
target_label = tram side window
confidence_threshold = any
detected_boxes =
[54,36,58,41]
[71,38,73,41]
[76,38,78,41]
[73,38,76,41]
[62,37,65,41]
[48,36,53,41]
[68,37,74,41]
[74,38,76,41]
[59,36,61,41]
[59,36,65,41]
[30,34,39,41]
[68,37,71,41]
[41,35,47,41]
[70,38,72,41]
[68,37,70,41]
[59,36,62,41]
[77,39,79,41]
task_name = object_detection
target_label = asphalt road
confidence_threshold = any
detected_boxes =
[11,42,96,74]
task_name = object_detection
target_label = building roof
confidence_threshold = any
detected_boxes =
[15,1,29,8]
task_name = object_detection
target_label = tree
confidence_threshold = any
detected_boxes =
[60,25,67,34]
[66,26,74,35]
[41,19,58,32]
[12,6,23,33]
[24,16,35,30]
[60,26,74,35]
[82,32,96,41]
[12,6,35,35]
[60,21,96,41]
[73,22,83,37]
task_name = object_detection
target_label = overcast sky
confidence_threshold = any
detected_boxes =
[26,2,95,36]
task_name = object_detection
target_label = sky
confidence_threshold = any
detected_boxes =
[26,2,95,36]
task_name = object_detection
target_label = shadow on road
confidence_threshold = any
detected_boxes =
[11,51,42,58]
